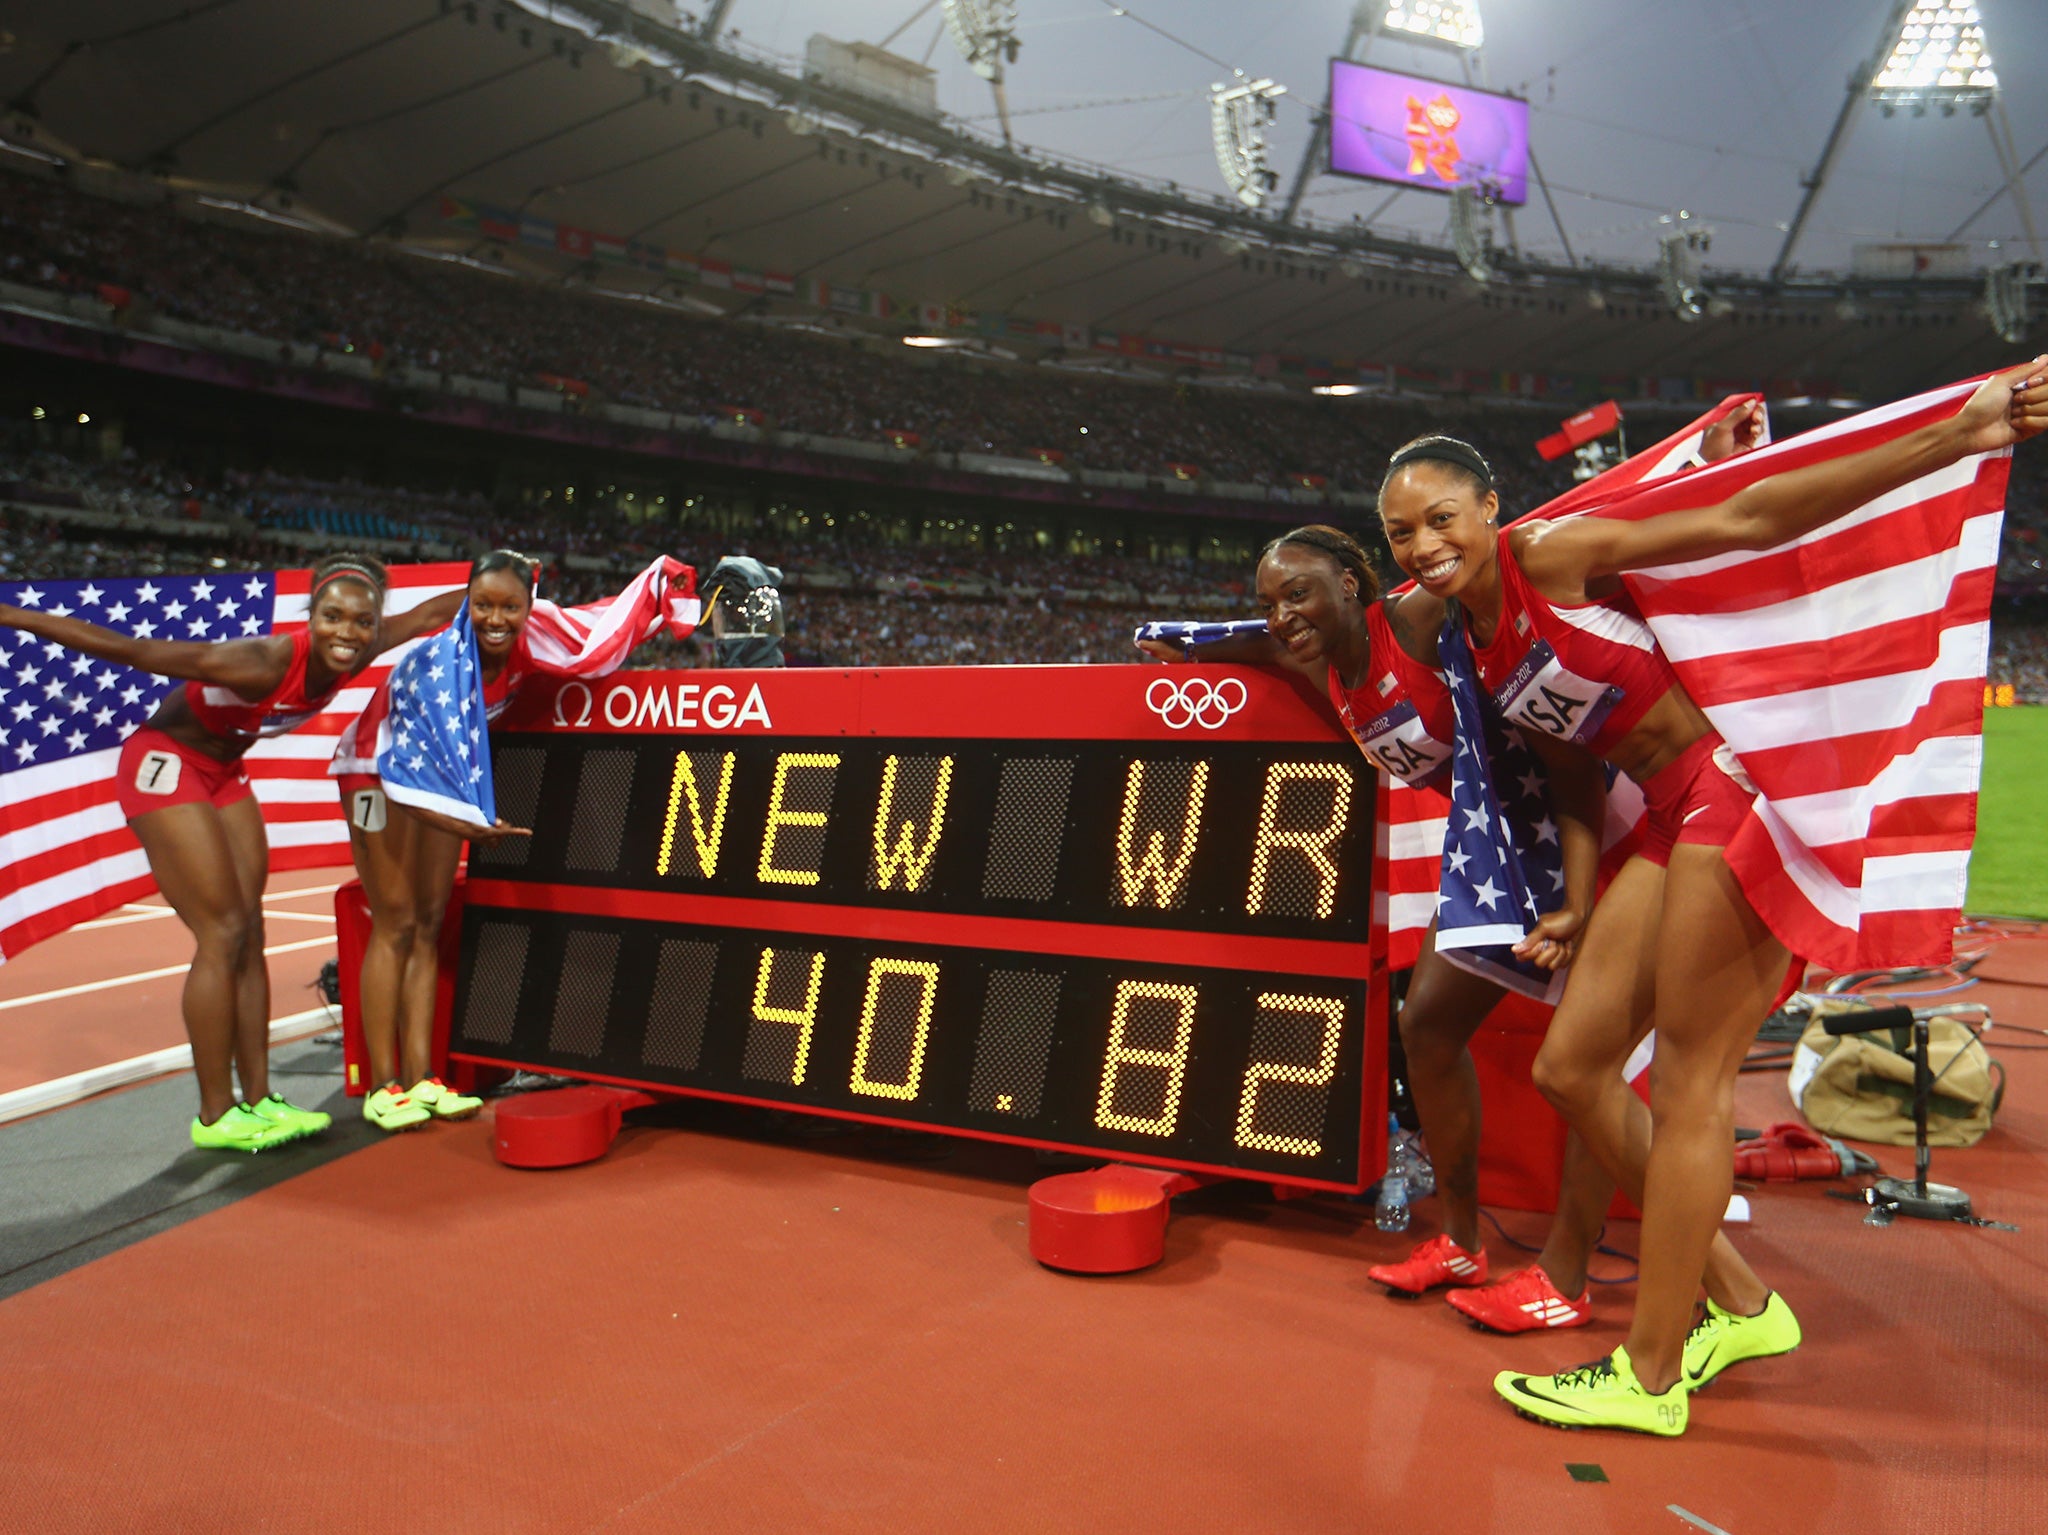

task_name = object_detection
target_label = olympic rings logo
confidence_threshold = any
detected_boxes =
[1146,675,1248,730]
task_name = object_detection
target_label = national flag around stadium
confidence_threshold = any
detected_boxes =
[0,562,465,964]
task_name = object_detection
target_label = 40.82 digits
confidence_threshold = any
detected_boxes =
[740,941,1351,1157]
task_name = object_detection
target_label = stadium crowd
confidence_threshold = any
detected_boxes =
[3,162,2046,692]
[2,166,1568,495]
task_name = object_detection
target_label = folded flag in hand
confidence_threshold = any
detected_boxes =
[1431,619,1571,1003]
[1132,618,1268,652]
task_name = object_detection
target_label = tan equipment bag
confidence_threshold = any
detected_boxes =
[1790,1014,2002,1149]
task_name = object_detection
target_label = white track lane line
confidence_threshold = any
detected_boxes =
[0,935,336,1013]
[0,1005,336,1126]
[74,883,344,931]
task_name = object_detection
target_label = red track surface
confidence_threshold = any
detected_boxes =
[0,868,339,1097]
[0,921,2043,1530]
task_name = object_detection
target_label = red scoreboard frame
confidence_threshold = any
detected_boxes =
[450,664,1389,1193]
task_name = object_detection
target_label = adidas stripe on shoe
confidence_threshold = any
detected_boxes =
[1447,1264,1593,1334]
[1367,1233,1489,1295]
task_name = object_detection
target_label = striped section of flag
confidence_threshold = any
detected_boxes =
[0,563,465,964]
[1558,376,2002,969]
[520,556,700,674]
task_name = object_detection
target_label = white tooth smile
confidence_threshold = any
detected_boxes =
[1421,556,1460,581]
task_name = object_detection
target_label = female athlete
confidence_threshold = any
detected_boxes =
[1138,525,1624,1328]
[0,555,461,1151]
[334,550,698,1131]
[1375,359,2048,1434]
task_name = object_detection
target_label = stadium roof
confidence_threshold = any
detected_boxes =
[1,0,2042,398]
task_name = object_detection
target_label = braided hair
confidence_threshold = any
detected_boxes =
[1259,524,1382,604]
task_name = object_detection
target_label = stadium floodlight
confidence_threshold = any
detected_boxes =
[1870,4,1997,117]
[1658,220,1713,322]
[942,0,1021,82]
[1986,262,2038,344]
[1211,76,1287,209]
[1380,1,1483,52]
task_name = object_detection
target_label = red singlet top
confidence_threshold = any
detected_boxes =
[182,630,340,747]
[1328,601,1458,789]
[1466,527,1679,758]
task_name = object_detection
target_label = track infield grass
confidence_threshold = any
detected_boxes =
[1968,705,2048,920]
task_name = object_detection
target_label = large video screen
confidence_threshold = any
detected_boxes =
[1327,59,1529,206]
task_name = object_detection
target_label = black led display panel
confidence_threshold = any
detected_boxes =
[450,667,1383,1190]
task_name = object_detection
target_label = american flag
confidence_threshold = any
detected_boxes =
[1551,375,2007,971]
[0,562,466,964]
[1377,401,1754,971]
[1430,618,1572,1003]
[378,606,496,830]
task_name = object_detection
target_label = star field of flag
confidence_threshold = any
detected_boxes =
[1431,617,1568,1001]
[378,607,497,827]
[0,573,276,770]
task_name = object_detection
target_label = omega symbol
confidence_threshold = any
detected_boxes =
[551,681,594,729]
[1145,676,1248,731]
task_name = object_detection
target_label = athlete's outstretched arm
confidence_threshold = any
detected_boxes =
[0,606,289,693]
[377,590,465,651]
[1134,626,1296,670]
[1521,357,2048,587]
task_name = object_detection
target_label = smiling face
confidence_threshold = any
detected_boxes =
[469,567,534,660]
[1256,543,1365,670]
[1377,460,1499,599]
[307,579,381,680]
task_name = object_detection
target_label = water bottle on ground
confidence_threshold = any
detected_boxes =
[1402,1128,1435,1200]
[1374,1112,1411,1234]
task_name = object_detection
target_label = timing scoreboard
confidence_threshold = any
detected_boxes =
[451,665,1386,1191]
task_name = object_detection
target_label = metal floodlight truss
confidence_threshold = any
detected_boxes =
[1870,4,1997,115]
[1380,0,1484,52]
[1659,224,1713,322]
[1986,262,2038,344]
[1211,76,1287,210]
[942,0,1021,82]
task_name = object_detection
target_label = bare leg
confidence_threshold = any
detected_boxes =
[1532,856,1767,1323]
[350,800,425,1089]
[1622,843,1791,1392]
[395,809,464,1086]
[1532,1131,1616,1297]
[219,796,271,1102]
[1397,930,1506,1255]
[128,802,264,1125]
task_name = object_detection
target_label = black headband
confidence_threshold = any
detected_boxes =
[1385,439,1494,491]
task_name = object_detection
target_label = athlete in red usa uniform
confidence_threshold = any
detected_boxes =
[334,550,698,1132]
[1138,525,1622,1330]
[0,554,461,1151]
[1377,358,2048,1435]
